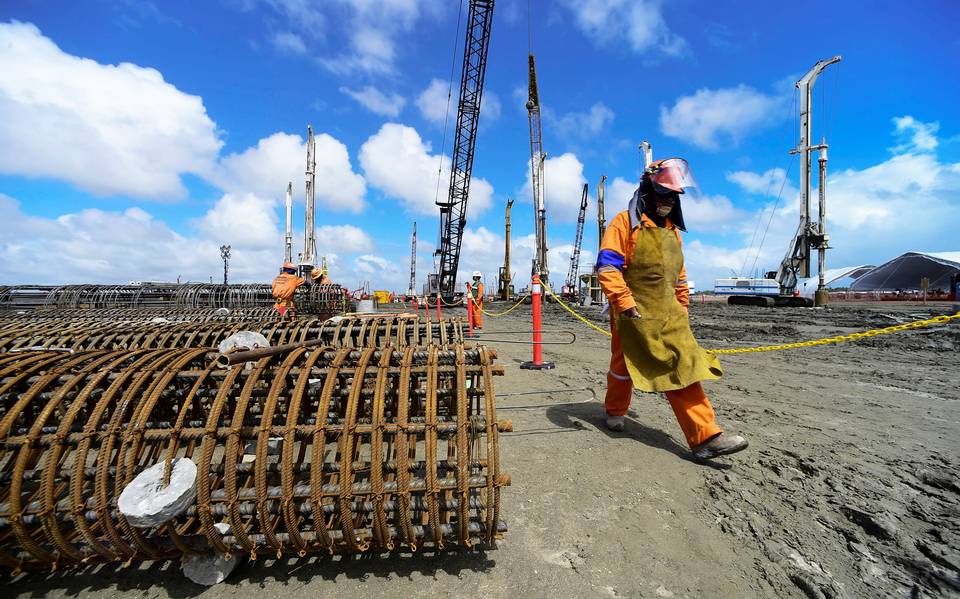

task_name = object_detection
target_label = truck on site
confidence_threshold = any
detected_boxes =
[719,56,841,308]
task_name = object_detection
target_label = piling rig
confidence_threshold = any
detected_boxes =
[497,199,514,301]
[563,184,589,300]
[0,344,509,570]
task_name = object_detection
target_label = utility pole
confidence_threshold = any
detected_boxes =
[301,125,317,279]
[527,54,549,285]
[284,182,293,264]
[408,222,417,297]
[499,198,514,301]
[789,56,841,306]
[220,244,231,285]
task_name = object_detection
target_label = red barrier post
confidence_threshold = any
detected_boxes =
[520,274,555,370]
[436,295,442,321]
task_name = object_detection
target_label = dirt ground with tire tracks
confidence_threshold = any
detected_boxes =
[10,299,960,599]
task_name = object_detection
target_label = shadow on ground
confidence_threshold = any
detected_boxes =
[11,547,497,598]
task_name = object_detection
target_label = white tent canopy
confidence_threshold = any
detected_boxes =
[797,265,875,296]
[850,251,960,292]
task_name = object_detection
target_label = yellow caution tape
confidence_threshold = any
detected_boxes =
[471,294,530,317]
[709,313,960,354]
[541,284,960,353]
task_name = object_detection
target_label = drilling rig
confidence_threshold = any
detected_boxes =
[300,125,317,280]
[563,184,589,300]
[408,222,417,297]
[724,56,841,308]
[432,0,495,301]
[526,54,549,286]
[283,182,293,264]
[588,175,607,305]
[497,198,514,301]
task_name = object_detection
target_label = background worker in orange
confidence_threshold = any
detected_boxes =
[467,271,484,329]
[596,158,748,460]
[271,262,304,320]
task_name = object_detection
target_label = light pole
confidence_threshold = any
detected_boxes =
[220,244,231,285]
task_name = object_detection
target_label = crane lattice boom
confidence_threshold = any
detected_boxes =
[566,183,588,291]
[435,0,495,298]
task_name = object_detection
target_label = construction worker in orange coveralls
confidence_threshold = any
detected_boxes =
[467,271,484,330]
[596,158,748,460]
[271,262,304,320]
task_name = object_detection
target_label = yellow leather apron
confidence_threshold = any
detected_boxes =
[616,226,722,392]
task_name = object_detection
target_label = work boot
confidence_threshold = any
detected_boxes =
[605,415,625,432]
[692,433,748,460]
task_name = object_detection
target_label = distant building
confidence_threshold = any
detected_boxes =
[850,252,960,292]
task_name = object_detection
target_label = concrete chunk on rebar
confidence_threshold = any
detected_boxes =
[118,458,198,528]
[181,523,241,585]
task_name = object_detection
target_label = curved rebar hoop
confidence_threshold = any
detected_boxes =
[0,344,509,570]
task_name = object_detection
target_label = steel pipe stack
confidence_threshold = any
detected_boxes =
[0,345,508,572]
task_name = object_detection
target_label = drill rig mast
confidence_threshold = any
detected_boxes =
[589,175,607,305]
[408,222,417,297]
[283,182,293,264]
[775,56,841,307]
[434,0,495,299]
[300,126,317,279]
[498,198,514,301]
[564,183,588,298]
[526,53,549,285]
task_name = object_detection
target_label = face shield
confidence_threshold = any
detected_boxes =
[646,158,698,195]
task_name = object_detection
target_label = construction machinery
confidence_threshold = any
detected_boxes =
[283,182,293,264]
[408,222,417,297]
[563,184,589,300]
[526,54,549,286]
[497,199,514,301]
[300,126,317,280]
[587,176,607,305]
[434,0,495,301]
[726,56,841,308]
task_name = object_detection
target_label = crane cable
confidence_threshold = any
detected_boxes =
[432,0,466,209]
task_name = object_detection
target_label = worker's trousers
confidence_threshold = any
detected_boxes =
[604,322,722,448]
[471,301,484,329]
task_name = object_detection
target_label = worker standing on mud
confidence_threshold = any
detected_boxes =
[468,271,484,330]
[271,262,304,320]
[596,158,748,460]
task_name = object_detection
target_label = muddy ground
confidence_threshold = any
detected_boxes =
[11,300,960,599]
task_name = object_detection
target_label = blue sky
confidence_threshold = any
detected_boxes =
[1,0,959,290]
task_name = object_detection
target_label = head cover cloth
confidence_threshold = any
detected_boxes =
[628,158,695,232]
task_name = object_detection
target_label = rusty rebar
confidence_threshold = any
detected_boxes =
[0,344,507,572]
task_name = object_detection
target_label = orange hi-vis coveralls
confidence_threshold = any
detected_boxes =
[597,207,724,449]
[467,282,484,329]
[271,272,304,319]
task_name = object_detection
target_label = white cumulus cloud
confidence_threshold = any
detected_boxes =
[890,115,939,154]
[359,123,493,218]
[548,102,615,138]
[211,131,366,213]
[316,225,374,255]
[660,85,784,150]
[0,21,222,199]
[271,31,306,54]
[518,152,588,223]
[340,85,406,117]
[558,0,687,57]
